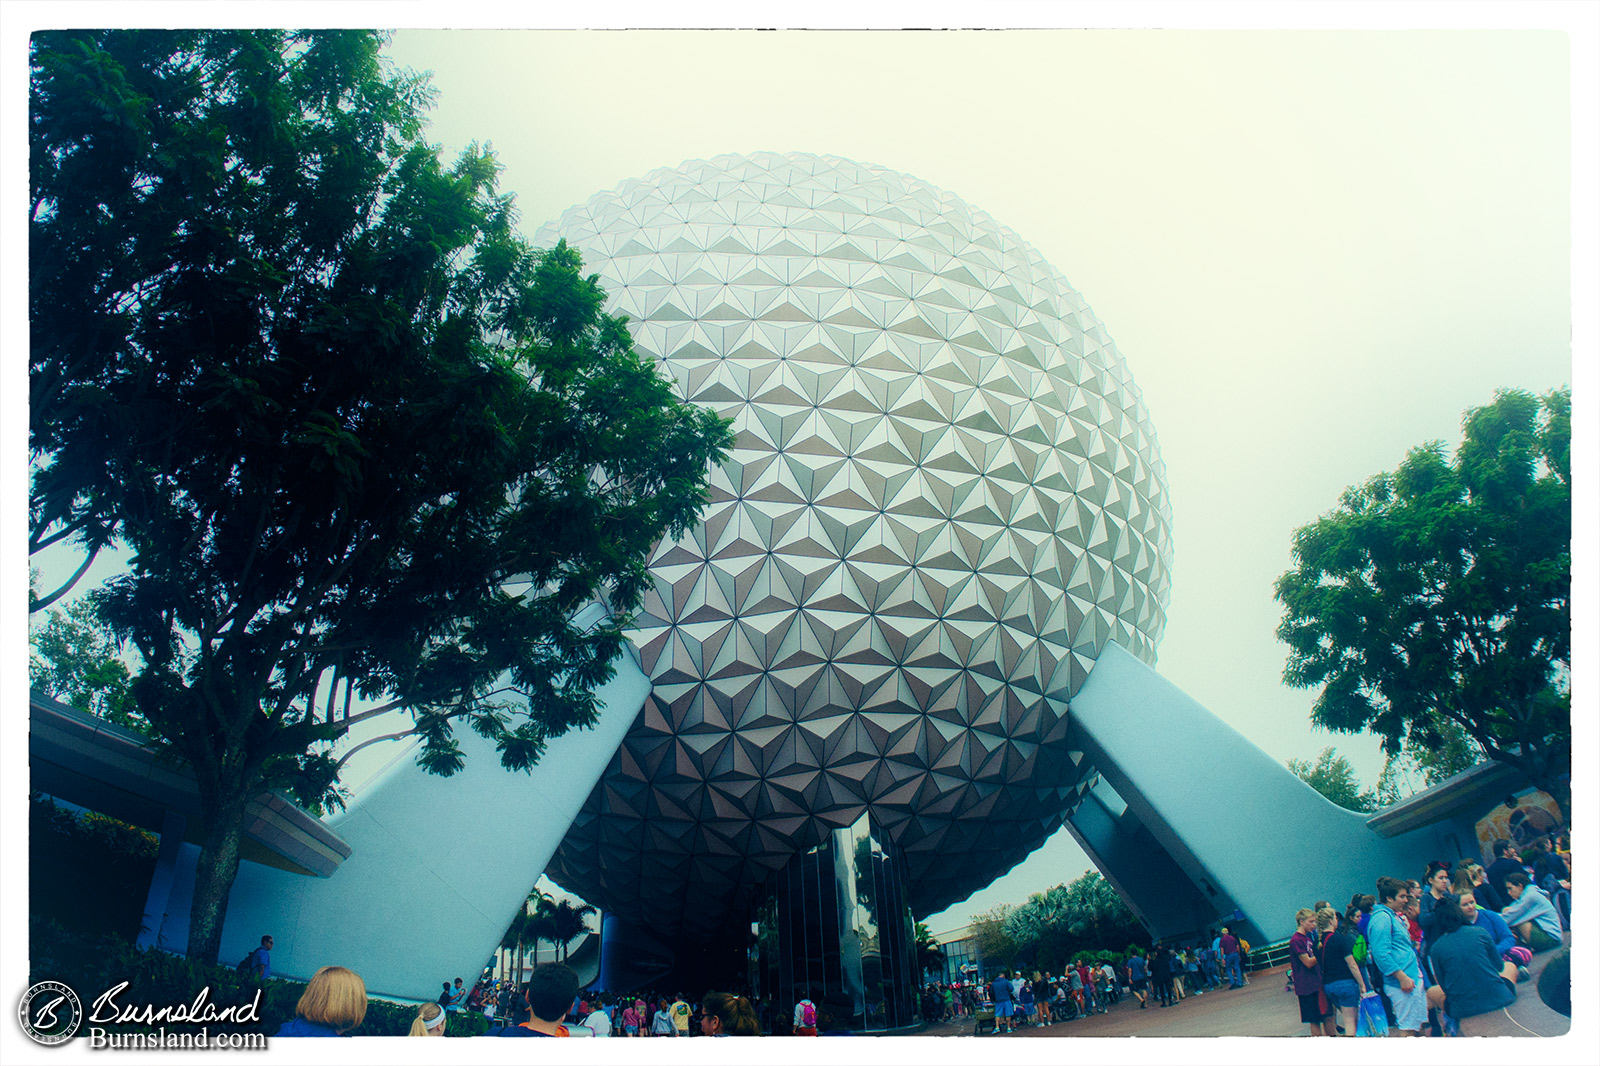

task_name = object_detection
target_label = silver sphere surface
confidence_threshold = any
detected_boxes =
[534,152,1172,936]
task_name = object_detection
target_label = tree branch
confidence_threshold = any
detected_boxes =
[28,516,96,555]
[334,727,421,772]
[30,548,101,613]
[337,684,529,728]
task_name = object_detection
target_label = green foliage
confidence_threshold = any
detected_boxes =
[29,920,489,1037]
[30,601,147,735]
[31,919,275,1037]
[30,797,158,940]
[1000,871,1144,972]
[538,895,597,961]
[29,29,732,965]
[969,905,1018,970]
[1286,746,1379,812]
[495,888,596,980]
[915,922,946,975]
[1275,388,1570,818]
[1371,715,1483,805]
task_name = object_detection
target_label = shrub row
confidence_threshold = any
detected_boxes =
[30,920,489,1037]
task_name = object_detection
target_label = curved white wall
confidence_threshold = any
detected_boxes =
[151,643,651,999]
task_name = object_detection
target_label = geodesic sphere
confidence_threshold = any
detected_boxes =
[533,152,1173,936]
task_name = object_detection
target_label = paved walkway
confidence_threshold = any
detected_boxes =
[916,954,1570,1038]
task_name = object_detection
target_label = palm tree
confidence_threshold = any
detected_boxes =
[915,922,946,979]
[528,908,557,965]
[548,898,598,961]
[498,889,553,984]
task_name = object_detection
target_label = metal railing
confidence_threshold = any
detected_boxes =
[1245,939,1293,972]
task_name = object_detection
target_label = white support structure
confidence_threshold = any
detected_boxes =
[150,638,652,999]
[1064,642,1447,945]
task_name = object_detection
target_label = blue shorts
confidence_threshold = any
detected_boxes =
[1323,978,1361,1010]
[994,1001,1013,1017]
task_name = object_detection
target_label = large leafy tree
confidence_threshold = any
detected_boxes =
[1286,746,1379,813]
[1275,388,1570,820]
[968,904,1018,972]
[1003,870,1142,970]
[1370,717,1483,805]
[29,599,147,735]
[29,29,731,965]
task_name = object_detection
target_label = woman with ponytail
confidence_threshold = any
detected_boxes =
[701,991,761,1035]
[408,1001,447,1036]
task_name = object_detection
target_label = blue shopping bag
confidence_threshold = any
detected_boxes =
[1355,991,1389,1037]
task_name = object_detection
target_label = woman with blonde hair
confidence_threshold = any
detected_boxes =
[1317,908,1366,1036]
[274,966,368,1037]
[409,1001,447,1036]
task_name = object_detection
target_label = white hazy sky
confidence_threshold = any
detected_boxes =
[375,22,1584,932]
[4,9,1596,1060]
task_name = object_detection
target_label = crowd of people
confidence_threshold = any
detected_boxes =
[914,929,1257,1034]
[1283,836,1571,1038]
[259,835,1569,1039]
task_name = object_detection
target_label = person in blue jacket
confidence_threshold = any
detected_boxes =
[1366,877,1426,1036]
[273,966,366,1036]
[1500,872,1564,952]
[1458,890,1533,976]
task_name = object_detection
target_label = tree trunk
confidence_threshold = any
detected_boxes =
[186,788,251,966]
[1535,770,1572,827]
[1504,749,1571,827]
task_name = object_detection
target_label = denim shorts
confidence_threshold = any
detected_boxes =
[1323,978,1361,1010]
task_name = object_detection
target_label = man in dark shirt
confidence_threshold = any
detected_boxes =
[482,965,579,1037]
[242,935,272,981]
[990,971,1014,1032]
[1485,840,1524,907]
[1219,927,1242,987]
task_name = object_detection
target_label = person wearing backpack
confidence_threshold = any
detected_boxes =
[792,995,817,1036]
[1317,908,1366,1037]
[238,935,272,981]
[1368,877,1427,1035]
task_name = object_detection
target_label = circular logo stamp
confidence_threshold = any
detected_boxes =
[18,981,83,1045]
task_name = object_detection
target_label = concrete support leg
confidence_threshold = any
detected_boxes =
[159,616,654,998]
[137,809,187,951]
[1066,643,1449,946]
[1064,778,1218,939]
